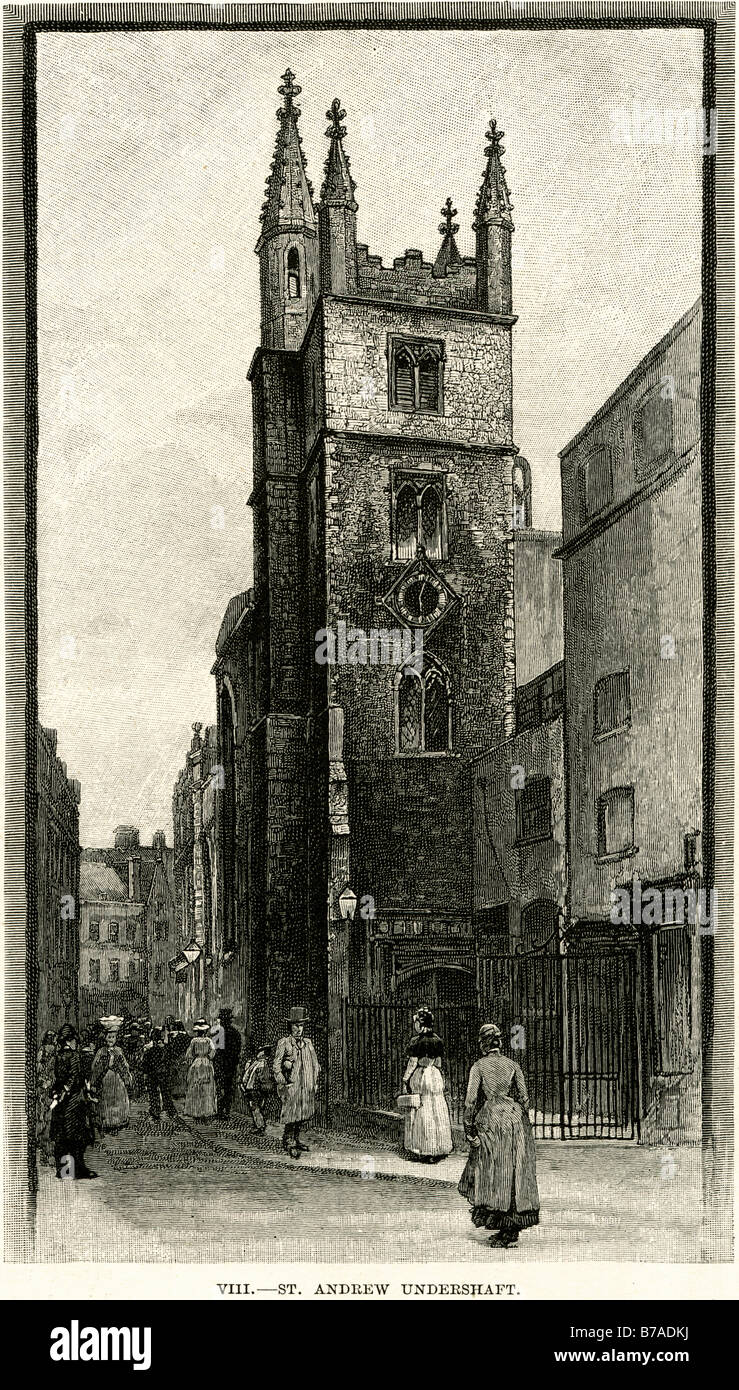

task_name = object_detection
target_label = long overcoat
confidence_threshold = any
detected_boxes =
[272,1034,320,1124]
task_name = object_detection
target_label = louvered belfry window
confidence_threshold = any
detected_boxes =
[418,355,439,412]
[394,351,415,409]
[389,336,444,414]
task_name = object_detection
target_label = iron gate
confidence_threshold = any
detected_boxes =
[341,949,640,1139]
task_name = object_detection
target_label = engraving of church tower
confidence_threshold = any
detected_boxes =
[226,72,526,1049]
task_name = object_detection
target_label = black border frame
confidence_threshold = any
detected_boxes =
[3,1,734,1267]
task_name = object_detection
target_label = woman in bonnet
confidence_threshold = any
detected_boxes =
[401,1007,453,1162]
[458,1022,540,1247]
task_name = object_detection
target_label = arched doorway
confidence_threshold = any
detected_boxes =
[519,900,559,954]
[393,962,476,1008]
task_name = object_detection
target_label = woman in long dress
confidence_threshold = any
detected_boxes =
[36,1030,57,1166]
[49,1023,97,1178]
[401,1008,453,1162]
[458,1022,540,1248]
[183,1020,217,1121]
[90,1029,133,1133]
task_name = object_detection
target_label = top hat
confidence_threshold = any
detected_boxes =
[218,1007,233,1020]
[193,1018,210,1034]
[287,1006,309,1025]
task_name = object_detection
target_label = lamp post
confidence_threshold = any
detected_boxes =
[328,883,357,1122]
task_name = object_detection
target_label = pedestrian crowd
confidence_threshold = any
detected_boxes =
[36,1002,322,1176]
[37,1001,540,1248]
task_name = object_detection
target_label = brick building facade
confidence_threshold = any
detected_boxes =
[79,825,176,1030]
[557,299,703,1143]
[36,724,81,1039]
[171,722,246,1029]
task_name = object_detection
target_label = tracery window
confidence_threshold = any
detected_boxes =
[392,475,446,560]
[396,659,452,754]
[388,336,445,414]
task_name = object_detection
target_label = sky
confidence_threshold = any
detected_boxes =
[36,25,703,847]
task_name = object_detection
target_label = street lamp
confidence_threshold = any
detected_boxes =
[338,884,358,921]
[183,938,202,965]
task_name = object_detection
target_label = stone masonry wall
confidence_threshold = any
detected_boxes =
[356,244,477,310]
[321,298,513,447]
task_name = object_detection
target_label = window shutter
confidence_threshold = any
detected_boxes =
[418,355,439,412]
[394,352,415,409]
[595,670,630,735]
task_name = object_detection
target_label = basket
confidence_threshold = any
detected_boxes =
[396,1093,421,1111]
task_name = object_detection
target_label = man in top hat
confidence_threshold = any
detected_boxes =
[212,1006,242,1119]
[272,1007,320,1158]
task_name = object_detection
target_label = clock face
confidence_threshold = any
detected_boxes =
[395,574,448,627]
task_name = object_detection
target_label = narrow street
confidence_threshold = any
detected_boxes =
[34,1103,702,1264]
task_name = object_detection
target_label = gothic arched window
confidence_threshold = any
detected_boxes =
[396,659,451,754]
[287,246,301,299]
[389,336,444,414]
[392,474,446,560]
[395,485,417,561]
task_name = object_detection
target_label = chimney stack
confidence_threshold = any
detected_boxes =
[128,856,142,901]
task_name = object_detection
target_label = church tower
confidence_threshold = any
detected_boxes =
[235,81,520,1057]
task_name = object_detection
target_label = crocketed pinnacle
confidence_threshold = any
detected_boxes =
[473,119,514,230]
[259,69,317,234]
[320,98,358,210]
[433,196,462,276]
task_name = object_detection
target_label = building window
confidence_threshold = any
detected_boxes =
[89,958,100,984]
[155,920,169,942]
[396,659,451,754]
[594,670,631,738]
[579,446,612,520]
[515,776,552,844]
[633,389,673,475]
[512,459,531,529]
[392,475,446,560]
[597,786,635,859]
[388,336,444,415]
[516,664,564,732]
[684,831,701,872]
[286,246,301,299]
[89,920,100,942]
[128,959,138,980]
[109,921,119,944]
[154,962,162,984]
[126,923,136,945]
[109,959,120,983]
